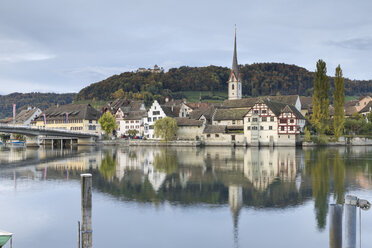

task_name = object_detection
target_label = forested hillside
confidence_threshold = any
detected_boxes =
[0,93,76,119]
[77,63,372,102]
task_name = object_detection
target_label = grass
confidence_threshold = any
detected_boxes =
[179,91,227,102]
[345,96,357,101]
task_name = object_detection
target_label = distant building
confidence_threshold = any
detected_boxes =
[174,117,205,140]
[115,101,147,137]
[345,96,372,117]
[136,64,164,73]
[33,104,101,134]
[14,107,42,126]
[144,100,173,139]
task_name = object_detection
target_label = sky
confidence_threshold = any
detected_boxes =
[0,0,372,95]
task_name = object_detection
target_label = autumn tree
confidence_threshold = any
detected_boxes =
[98,111,117,136]
[333,65,345,141]
[312,59,330,136]
[154,117,178,141]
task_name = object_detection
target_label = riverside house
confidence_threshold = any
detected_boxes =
[244,99,305,146]
[33,104,101,134]
[115,101,147,137]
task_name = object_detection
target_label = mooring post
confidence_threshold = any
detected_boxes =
[345,195,357,248]
[81,174,92,248]
[329,204,342,248]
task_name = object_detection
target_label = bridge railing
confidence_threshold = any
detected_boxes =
[0,124,100,137]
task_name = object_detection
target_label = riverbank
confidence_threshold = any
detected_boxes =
[98,136,372,147]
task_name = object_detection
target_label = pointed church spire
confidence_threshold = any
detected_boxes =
[232,26,239,80]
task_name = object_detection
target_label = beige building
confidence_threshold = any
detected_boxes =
[175,118,205,140]
[33,104,101,134]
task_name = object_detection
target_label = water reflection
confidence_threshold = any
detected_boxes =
[1,146,372,247]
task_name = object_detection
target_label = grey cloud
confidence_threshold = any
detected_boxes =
[328,37,372,50]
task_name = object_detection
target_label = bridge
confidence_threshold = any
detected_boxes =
[0,124,100,147]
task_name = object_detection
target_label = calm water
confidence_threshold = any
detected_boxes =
[0,145,372,248]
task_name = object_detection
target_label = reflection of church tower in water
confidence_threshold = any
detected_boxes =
[229,185,243,248]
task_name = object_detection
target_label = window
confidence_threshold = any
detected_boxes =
[149,125,154,130]
[290,119,294,123]
[207,134,211,138]
[247,118,250,122]
[252,126,258,130]
[281,126,285,131]
[260,126,264,130]
[126,121,130,123]
[89,120,92,124]
[262,110,267,114]
[153,111,160,115]
[247,126,250,130]
[280,119,287,124]
[254,110,259,114]
[215,134,220,138]
[136,120,139,123]
[262,117,267,122]
[290,126,294,131]
[252,118,258,122]
[270,117,274,122]
[232,84,234,90]
[131,121,134,123]
[153,117,157,121]
[269,126,272,130]
[232,120,236,125]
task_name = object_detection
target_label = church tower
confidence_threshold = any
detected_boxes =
[228,28,242,100]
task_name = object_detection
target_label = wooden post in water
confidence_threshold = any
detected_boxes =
[345,195,357,248]
[81,174,92,248]
[329,204,342,248]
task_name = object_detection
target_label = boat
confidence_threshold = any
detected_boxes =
[7,140,25,147]
[0,230,12,247]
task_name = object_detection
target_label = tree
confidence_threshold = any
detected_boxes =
[154,117,178,141]
[112,88,125,99]
[312,59,330,136]
[98,111,117,136]
[333,65,345,141]
[128,129,138,137]
[304,127,311,142]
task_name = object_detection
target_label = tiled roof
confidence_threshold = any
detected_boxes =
[223,95,299,109]
[175,117,204,127]
[15,108,40,124]
[264,100,305,120]
[213,109,249,121]
[300,96,313,109]
[345,106,357,116]
[161,106,178,117]
[359,101,372,113]
[203,125,227,134]
[125,110,147,120]
[35,104,101,121]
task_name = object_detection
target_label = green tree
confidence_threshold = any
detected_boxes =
[128,129,138,137]
[98,111,117,136]
[333,65,345,141]
[99,152,117,181]
[304,127,311,142]
[112,88,125,99]
[154,149,179,175]
[154,117,178,141]
[312,59,330,136]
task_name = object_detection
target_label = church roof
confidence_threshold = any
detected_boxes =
[231,29,239,80]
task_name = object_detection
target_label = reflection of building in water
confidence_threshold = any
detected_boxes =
[229,185,243,248]
[115,148,167,192]
[243,148,297,191]
[36,152,101,171]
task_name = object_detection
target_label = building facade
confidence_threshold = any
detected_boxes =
[228,30,242,100]
[244,99,305,146]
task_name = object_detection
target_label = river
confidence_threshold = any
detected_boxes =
[0,145,371,248]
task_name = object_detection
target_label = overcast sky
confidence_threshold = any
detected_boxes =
[0,0,371,95]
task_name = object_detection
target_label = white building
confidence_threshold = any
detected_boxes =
[244,99,305,146]
[144,100,172,139]
[14,107,42,126]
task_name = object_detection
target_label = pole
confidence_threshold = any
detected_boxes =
[81,174,92,248]
[78,221,81,248]
[329,204,342,248]
[345,195,357,248]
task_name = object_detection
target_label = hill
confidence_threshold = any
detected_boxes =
[0,92,76,119]
[76,63,372,103]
